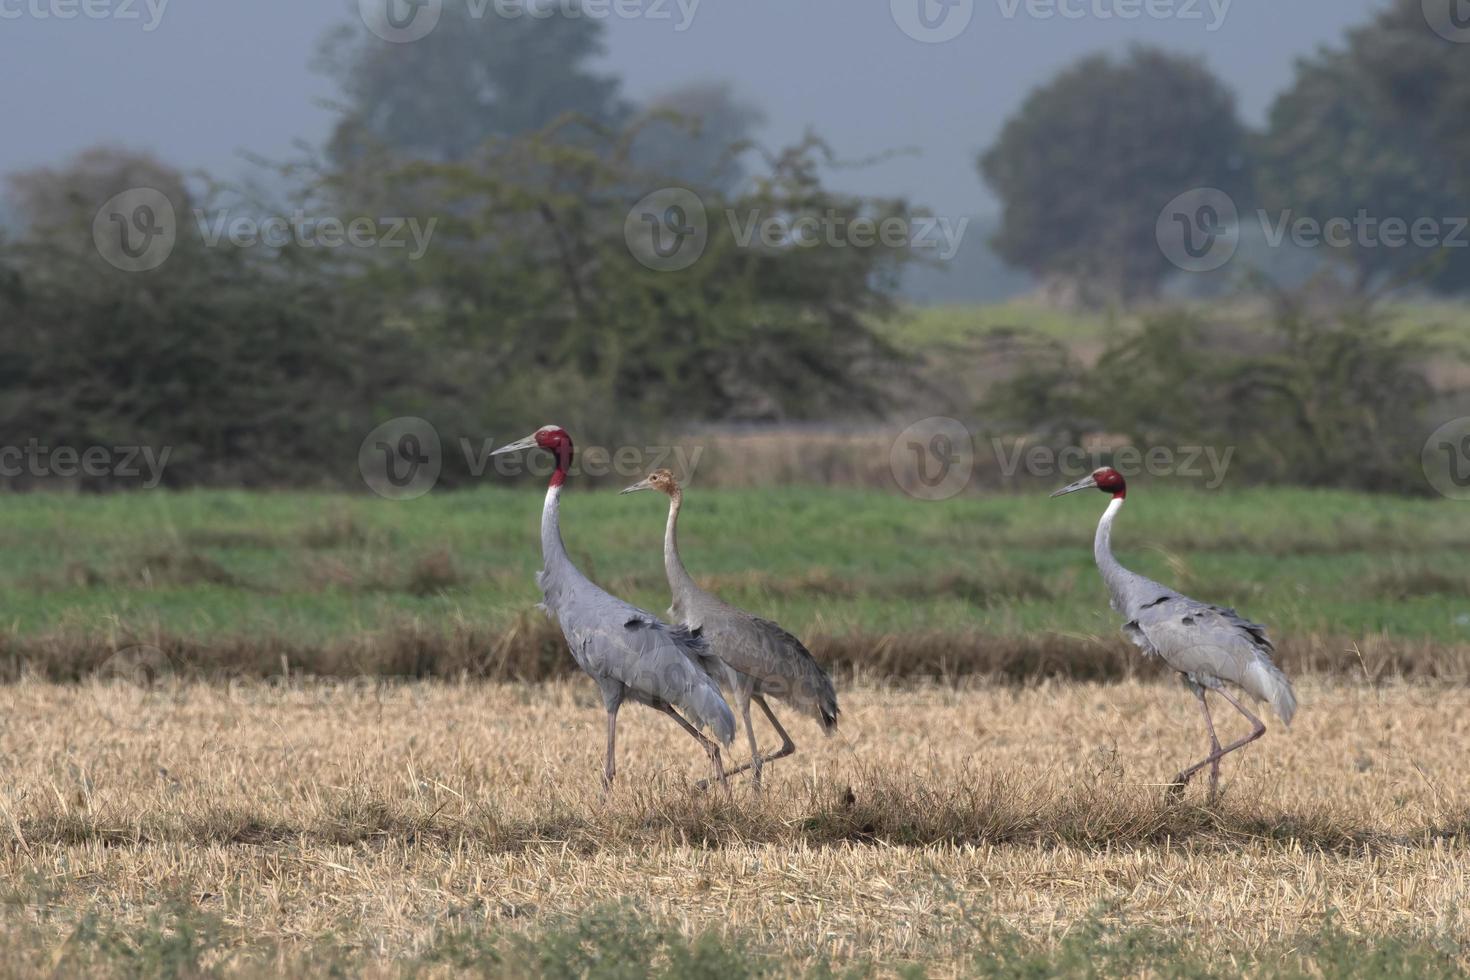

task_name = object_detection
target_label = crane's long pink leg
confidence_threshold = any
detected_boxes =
[602,707,618,794]
[1209,688,1268,768]
[1205,703,1224,797]
[1169,688,1222,798]
[1170,688,1266,801]
[656,704,730,796]
[741,692,763,790]
[712,695,798,786]
[756,695,798,765]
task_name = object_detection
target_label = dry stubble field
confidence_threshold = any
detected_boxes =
[2,487,1469,975]
[0,674,1467,976]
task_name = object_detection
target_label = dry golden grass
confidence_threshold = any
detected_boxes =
[7,620,1470,690]
[0,676,1466,975]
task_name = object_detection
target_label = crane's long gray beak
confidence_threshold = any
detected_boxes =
[619,477,654,495]
[491,434,539,456]
[1050,475,1098,497]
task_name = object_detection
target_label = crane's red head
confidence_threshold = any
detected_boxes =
[492,425,574,487]
[1050,466,1127,500]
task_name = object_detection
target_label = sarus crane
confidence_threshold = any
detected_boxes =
[1052,467,1297,799]
[621,469,838,789]
[492,427,735,790]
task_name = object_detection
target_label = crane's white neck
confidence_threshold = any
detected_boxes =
[1094,495,1132,609]
[1094,495,1123,562]
[542,483,568,566]
[664,491,697,597]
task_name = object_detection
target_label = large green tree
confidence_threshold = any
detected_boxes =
[317,0,631,168]
[1,149,444,487]
[1259,0,1470,293]
[979,46,1250,304]
[377,125,913,426]
[0,120,918,488]
[1354,0,1470,175]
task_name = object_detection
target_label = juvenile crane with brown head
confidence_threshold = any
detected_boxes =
[1053,467,1297,800]
[622,468,838,790]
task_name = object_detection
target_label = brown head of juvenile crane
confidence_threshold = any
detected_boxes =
[622,468,839,790]
[1053,466,1297,800]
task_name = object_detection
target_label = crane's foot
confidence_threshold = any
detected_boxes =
[1167,761,1227,804]
[693,749,731,798]
[693,775,733,798]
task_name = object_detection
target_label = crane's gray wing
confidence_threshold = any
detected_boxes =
[562,602,736,745]
[1129,596,1297,725]
[702,610,839,732]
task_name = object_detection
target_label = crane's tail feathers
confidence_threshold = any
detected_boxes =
[812,673,839,735]
[1248,659,1297,727]
[778,666,838,734]
[668,624,736,745]
[765,630,839,734]
[687,686,736,746]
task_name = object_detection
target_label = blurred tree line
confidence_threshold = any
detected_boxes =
[981,297,1448,493]
[981,0,1470,303]
[0,2,912,488]
[2,0,1465,495]
[973,0,1470,494]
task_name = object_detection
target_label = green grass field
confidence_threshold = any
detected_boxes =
[3,484,1468,658]
[882,299,1139,349]
[883,298,1470,357]
[6,411,1470,979]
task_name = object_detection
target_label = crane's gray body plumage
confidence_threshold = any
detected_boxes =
[661,495,839,733]
[538,485,736,745]
[1095,497,1296,725]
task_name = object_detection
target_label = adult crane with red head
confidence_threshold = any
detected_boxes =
[493,426,735,791]
[1052,466,1297,799]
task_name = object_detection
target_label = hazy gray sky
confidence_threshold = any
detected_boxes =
[4,0,1386,218]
